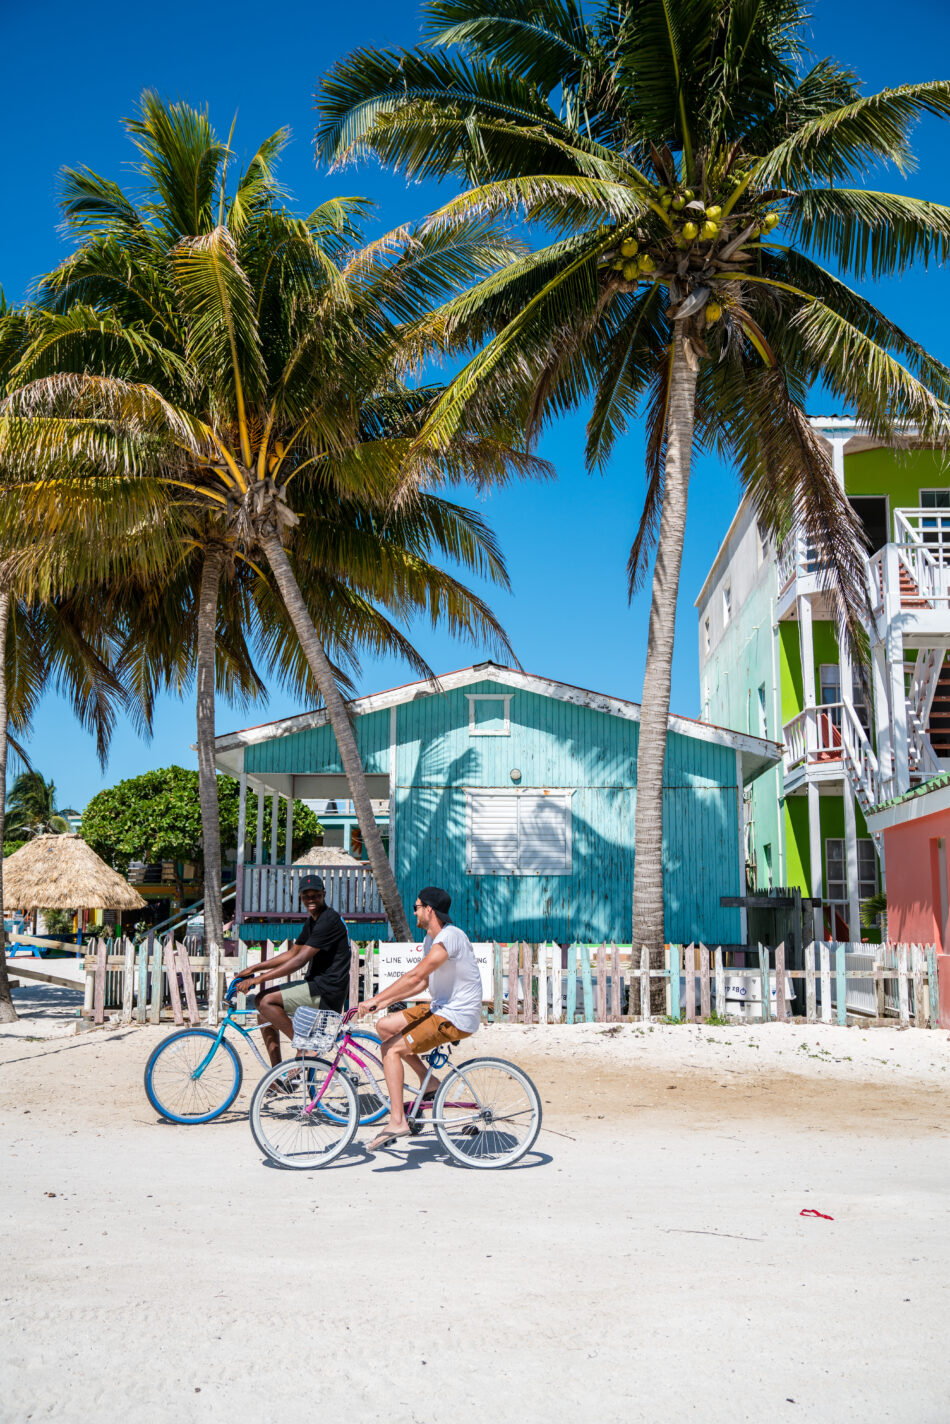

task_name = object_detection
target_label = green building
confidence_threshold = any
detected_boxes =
[696,418,950,941]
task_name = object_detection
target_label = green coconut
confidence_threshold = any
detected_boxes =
[622,260,639,281]
[705,301,723,324]
[619,237,639,257]
[701,220,720,241]
[682,221,699,241]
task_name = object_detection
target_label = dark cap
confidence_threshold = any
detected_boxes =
[417,885,451,920]
[298,876,325,897]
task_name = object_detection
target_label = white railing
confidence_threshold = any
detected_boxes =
[777,527,821,590]
[895,508,950,566]
[240,863,385,921]
[783,701,882,806]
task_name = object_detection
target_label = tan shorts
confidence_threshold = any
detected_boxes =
[257,981,321,1016]
[401,1002,471,1054]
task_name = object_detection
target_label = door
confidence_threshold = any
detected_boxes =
[848,496,889,553]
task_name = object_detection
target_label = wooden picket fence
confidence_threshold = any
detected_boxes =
[81,935,940,1029]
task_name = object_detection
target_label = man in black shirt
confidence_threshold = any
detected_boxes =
[232,876,350,1067]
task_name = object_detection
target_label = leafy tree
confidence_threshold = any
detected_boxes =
[317,0,950,951]
[4,92,538,947]
[80,765,322,900]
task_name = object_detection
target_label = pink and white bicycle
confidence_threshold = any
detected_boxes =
[248,1007,542,1170]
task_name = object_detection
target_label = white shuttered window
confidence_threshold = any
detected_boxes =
[467,791,572,875]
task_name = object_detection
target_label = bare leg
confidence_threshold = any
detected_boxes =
[256,992,293,1068]
[375,1011,440,1090]
[381,1037,409,1130]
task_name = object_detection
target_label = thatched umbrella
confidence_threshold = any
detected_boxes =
[3,834,146,912]
[294,846,363,868]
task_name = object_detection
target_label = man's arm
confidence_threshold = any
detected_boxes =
[232,938,316,994]
[357,944,449,1018]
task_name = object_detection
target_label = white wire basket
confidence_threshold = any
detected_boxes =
[291,1007,343,1052]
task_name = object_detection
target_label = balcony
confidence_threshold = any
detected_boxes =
[238,861,385,926]
[782,701,882,808]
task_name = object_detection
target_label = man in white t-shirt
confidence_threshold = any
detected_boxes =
[356,885,482,1151]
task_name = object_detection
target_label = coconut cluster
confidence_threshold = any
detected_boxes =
[600,185,781,324]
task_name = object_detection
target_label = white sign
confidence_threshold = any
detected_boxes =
[376,941,494,1003]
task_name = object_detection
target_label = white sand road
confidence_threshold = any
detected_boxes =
[2,984,950,1424]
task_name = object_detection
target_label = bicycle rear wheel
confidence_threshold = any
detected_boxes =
[433,1057,542,1168]
[249,1058,358,1168]
[144,1029,242,1124]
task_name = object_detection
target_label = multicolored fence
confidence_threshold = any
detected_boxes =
[77,936,940,1030]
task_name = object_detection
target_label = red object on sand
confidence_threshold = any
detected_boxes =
[800,1209,834,1220]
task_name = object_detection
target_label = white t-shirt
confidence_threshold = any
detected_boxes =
[424,923,483,1035]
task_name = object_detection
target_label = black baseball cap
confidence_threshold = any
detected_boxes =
[417,885,451,920]
[298,876,325,897]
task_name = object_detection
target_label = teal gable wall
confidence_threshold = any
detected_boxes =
[246,678,743,944]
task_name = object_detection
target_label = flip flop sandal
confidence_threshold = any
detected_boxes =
[367,1125,413,1151]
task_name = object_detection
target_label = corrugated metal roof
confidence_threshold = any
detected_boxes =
[871,771,950,813]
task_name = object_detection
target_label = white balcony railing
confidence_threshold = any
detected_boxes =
[240,862,385,922]
[783,700,882,807]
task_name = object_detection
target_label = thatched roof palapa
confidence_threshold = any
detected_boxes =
[2,834,146,911]
[294,846,363,868]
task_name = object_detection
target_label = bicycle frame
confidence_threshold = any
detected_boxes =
[304,1025,481,1126]
[193,1006,270,1079]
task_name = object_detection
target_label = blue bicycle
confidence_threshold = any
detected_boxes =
[143,981,382,1125]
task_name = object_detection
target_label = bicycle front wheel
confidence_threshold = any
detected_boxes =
[434,1057,542,1169]
[144,1029,243,1124]
[249,1058,358,1169]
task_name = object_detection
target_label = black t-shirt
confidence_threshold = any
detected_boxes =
[295,905,351,1011]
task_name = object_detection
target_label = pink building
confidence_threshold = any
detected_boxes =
[866,774,950,1026]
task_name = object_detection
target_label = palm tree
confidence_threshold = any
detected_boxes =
[4,94,538,943]
[317,0,950,952]
[6,770,71,837]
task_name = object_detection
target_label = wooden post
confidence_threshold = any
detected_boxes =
[176,942,200,1026]
[835,943,847,1026]
[121,936,135,1024]
[364,941,375,1003]
[610,943,621,1022]
[596,943,607,1024]
[897,943,910,1025]
[508,942,519,1023]
[93,938,107,1025]
[714,946,725,1020]
[550,943,563,1025]
[148,931,162,1025]
[684,944,695,1023]
[137,940,148,1024]
[668,943,681,1021]
[913,944,926,1025]
[639,945,650,1024]
[758,943,771,1023]
[804,942,817,1024]
[522,944,534,1027]
[699,943,711,1021]
[566,944,577,1025]
[164,939,184,1025]
[819,942,832,1024]
[663,946,672,1018]
[537,942,548,1026]
[774,941,786,1023]
[83,953,94,1017]
[927,945,939,1029]
[236,942,248,1016]
[874,949,886,1020]
[493,943,504,1024]
[348,938,360,1008]
[579,943,594,1023]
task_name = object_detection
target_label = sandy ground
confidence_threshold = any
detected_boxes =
[3,984,950,1424]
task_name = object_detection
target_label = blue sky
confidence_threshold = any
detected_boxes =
[4,0,950,810]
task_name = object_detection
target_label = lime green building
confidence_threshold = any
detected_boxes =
[696,418,950,941]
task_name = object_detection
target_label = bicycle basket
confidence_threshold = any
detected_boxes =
[291,1007,343,1052]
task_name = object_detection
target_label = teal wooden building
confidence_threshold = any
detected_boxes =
[213,663,780,946]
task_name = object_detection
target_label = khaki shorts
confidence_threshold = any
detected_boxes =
[257,980,322,1016]
[401,1002,471,1054]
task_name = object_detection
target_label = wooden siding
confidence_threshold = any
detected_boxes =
[241,678,743,943]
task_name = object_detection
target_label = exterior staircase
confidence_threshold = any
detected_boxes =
[899,565,929,609]
[927,658,950,760]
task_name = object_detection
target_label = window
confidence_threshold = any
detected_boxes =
[467,694,511,736]
[858,839,877,899]
[763,842,773,889]
[722,584,732,626]
[921,489,950,508]
[757,683,768,738]
[819,664,840,705]
[704,617,710,655]
[467,791,572,875]
[825,839,846,903]
[825,838,877,903]
[920,490,950,559]
[756,519,769,567]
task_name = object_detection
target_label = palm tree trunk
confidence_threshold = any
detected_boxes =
[0,592,17,1024]
[260,534,412,941]
[632,332,699,985]
[196,547,226,1024]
